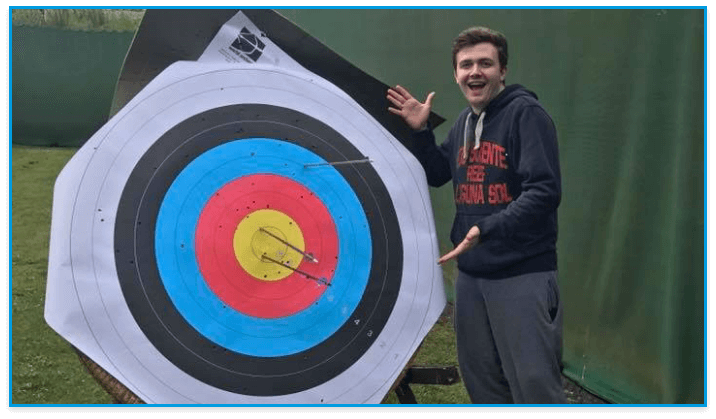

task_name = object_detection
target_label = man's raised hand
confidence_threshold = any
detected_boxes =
[387,85,435,131]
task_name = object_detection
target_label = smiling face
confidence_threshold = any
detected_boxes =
[454,42,507,113]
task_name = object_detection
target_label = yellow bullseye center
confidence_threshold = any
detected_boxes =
[233,209,305,282]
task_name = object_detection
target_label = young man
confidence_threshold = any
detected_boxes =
[387,26,566,404]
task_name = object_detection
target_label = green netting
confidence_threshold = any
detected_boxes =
[11,25,135,146]
[279,8,704,404]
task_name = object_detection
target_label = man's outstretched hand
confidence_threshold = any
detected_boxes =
[438,225,481,265]
[387,85,435,131]
[388,84,476,265]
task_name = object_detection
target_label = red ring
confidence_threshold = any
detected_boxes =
[195,174,338,318]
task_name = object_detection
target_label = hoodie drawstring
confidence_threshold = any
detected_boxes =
[463,111,485,160]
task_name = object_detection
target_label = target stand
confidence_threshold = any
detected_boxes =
[393,366,461,404]
[46,10,451,404]
[75,341,460,404]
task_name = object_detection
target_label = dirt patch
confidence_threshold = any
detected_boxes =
[562,376,608,404]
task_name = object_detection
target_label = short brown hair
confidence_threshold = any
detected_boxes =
[452,26,508,70]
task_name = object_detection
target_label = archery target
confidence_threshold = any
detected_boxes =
[146,136,378,362]
[45,62,445,404]
[194,174,340,320]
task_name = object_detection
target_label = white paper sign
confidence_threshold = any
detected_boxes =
[198,11,307,73]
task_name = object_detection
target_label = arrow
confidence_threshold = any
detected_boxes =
[259,227,318,263]
[261,254,331,286]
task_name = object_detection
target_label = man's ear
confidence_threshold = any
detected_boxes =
[500,66,507,83]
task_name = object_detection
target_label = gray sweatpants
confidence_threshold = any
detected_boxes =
[454,270,567,404]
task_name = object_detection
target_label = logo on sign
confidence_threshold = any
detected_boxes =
[229,27,266,62]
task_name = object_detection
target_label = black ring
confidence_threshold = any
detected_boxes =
[115,104,402,396]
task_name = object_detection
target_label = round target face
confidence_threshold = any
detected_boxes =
[118,113,400,387]
[46,63,445,404]
[194,174,340,319]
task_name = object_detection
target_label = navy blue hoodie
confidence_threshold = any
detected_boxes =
[411,84,561,279]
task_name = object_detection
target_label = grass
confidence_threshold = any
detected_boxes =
[10,144,469,405]
[11,9,144,32]
[11,145,113,404]
[10,9,143,400]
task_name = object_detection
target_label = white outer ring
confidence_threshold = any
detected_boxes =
[46,62,445,404]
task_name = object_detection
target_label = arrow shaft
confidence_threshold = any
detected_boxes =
[259,227,318,263]
[261,254,330,286]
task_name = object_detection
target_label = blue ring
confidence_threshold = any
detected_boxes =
[155,139,371,357]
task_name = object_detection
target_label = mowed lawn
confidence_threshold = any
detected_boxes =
[11,145,113,404]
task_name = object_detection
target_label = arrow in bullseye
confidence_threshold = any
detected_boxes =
[259,226,319,263]
[261,254,331,287]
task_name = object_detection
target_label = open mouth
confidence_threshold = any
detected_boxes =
[467,80,487,92]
